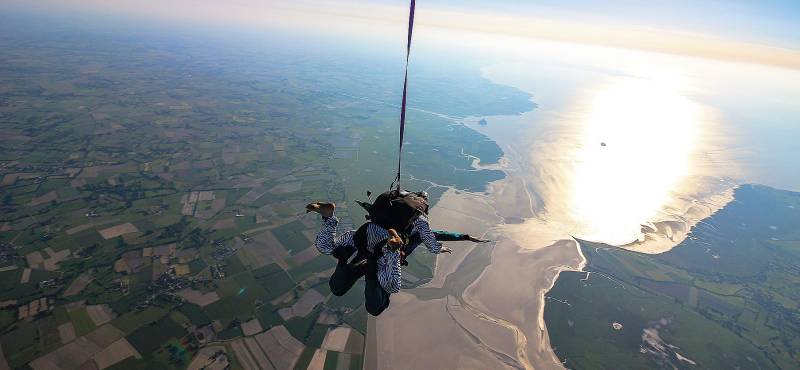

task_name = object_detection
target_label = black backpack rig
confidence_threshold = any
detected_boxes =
[350,189,429,269]
[361,189,428,234]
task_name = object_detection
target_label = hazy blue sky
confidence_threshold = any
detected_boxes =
[1,0,797,69]
[376,0,800,47]
[3,0,798,48]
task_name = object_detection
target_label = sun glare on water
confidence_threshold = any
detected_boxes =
[568,76,701,245]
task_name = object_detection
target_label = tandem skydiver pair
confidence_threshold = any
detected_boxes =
[305,190,489,316]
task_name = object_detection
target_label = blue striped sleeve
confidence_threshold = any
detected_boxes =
[365,223,390,253]
[314,216,355,255]
[377,248,401,294]
[413,216,443,254]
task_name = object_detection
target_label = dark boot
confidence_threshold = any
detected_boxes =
[329,260,362,296]
[364,277,390,316]
[331,245,356,263]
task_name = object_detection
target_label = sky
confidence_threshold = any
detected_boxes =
[404,0,800,47]
[2,0,799,68]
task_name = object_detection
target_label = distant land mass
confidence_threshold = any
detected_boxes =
[545,184,800,369]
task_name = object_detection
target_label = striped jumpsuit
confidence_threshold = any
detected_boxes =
[314,215,443,315]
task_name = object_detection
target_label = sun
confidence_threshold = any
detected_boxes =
[568,76,701,245]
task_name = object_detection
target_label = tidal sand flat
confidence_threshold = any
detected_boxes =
[376,172,583,369]
[374,171,586,369]
[376,293,514,369]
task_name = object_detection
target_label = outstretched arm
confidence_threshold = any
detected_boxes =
[314,216,355,255]
[413,216,444,254]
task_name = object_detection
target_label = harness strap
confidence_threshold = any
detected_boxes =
[393,0,415,191]
[351,223,387,278]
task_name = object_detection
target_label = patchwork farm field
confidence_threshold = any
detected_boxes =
[0,12,527,369]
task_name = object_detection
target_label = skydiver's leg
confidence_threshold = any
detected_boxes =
[433,230,470,241]
[434,230,490,243]
[364,275,390,316]
[329,260,362,296]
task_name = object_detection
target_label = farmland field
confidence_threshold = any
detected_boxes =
[0,9,529,369]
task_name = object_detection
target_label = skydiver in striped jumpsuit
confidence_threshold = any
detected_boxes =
[306,202,448,316]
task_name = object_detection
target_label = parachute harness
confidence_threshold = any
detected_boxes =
[391,0,416,191]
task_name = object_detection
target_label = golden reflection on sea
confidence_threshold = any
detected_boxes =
[566,76,701,245]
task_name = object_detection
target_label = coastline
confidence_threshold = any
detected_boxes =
[372,58,739,369]
[470,64,740,368]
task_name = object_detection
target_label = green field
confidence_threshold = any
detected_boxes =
[272,220,312,255]
[545,185,800,369]
[67,307,96,336]
[126,317,186,354]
